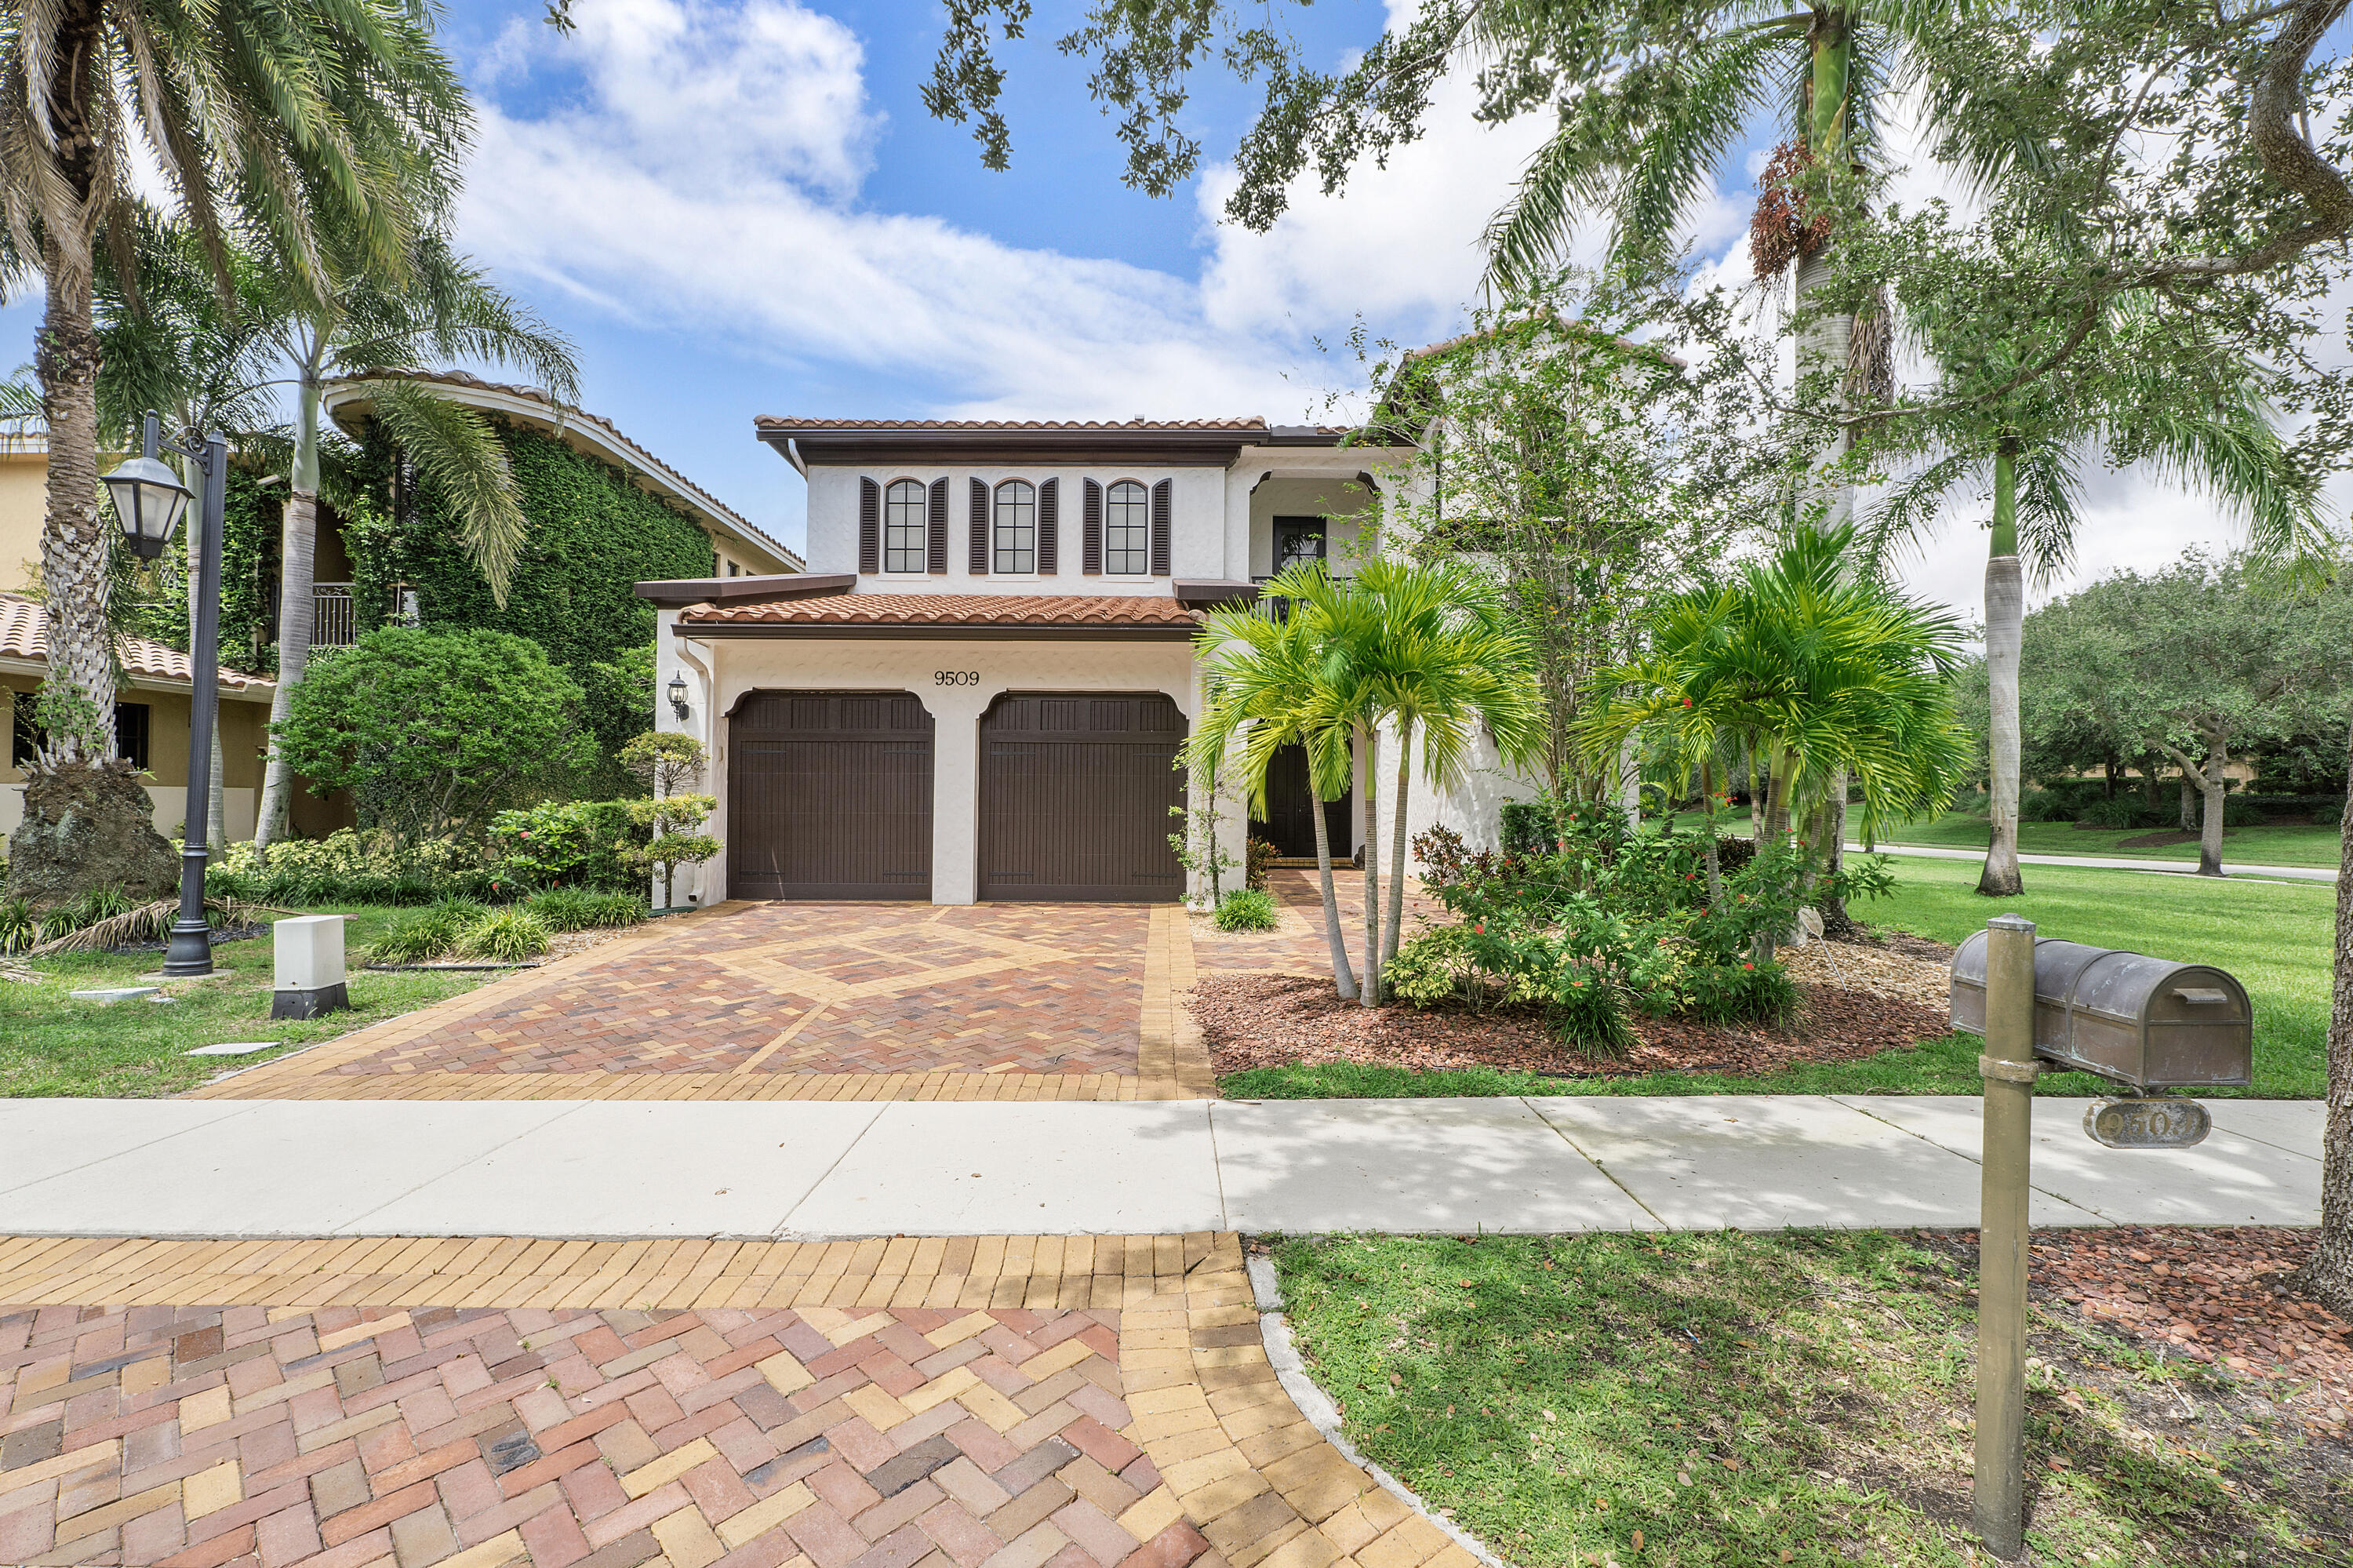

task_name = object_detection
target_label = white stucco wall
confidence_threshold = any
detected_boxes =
[1366,719,1546,869]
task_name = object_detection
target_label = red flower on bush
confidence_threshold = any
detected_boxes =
[1743,962,1755,970]
[1681,697,1693,708]
[1473,922,1486,933]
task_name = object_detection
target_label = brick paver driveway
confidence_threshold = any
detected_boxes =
[0,1234,1474,1568]
[198,904,1212,1104]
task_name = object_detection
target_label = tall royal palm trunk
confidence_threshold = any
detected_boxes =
[34,198,115,759]
[1384,718,1413,973]
[1700,753,1723,906]
[2300,724,2352,1315]
[255,372,325,847]
[1980,442,2027,897]
[1310,760,1358,1000]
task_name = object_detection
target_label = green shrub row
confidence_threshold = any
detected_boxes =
[366,890,647,966]
[203,806,658,909]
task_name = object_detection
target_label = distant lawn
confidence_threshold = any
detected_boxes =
[0,907,500,1097]
[1220,860,2333,1101]
[1875,809,2342,869]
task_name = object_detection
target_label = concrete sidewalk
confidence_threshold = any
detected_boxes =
[1853,840,2339,883]
[0,1095,2320,1240]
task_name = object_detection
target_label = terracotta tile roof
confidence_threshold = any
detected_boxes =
[754,417,1274,432]
[0,593,274,693]
[681,592,1202,628]
[333,369,805,570]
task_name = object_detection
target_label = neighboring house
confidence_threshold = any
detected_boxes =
[638,417,1537,908]
[1,593,275,839]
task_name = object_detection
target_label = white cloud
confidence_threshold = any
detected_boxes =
[456,0,1570,424]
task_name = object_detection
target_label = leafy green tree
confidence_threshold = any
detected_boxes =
[1377,274,1784,803]
[1188,595,1362,1000]
[2017,555,2353,876]
[271,628,592,843]
[253,234,580,848]
[0,0,467,762]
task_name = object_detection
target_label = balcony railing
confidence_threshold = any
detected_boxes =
[313,584,355,647]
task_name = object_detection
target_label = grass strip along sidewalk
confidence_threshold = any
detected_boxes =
[1270,1231,2352,1568]
[1220,859,2336,1101]
[1,908,514,1097]
[1875,809,2342,870]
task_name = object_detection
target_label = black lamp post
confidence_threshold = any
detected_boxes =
[104,412,227,978]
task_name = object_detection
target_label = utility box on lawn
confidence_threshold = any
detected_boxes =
[1949,933,2252,1091]
[271,915,350,1020]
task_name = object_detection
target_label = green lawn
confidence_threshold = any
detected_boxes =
[1271,1232,2350,1568]
[0,908,501,1097]
[1875,809,2343,869]
[1220,859,2334,1101]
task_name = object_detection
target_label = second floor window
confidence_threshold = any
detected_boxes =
[884,479,927,573]
[1105,481,1148,575]
[994,480,1035,573]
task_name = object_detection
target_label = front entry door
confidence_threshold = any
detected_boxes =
[1248,743,1353,860]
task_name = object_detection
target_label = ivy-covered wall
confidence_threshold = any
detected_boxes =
[348,420,715,675]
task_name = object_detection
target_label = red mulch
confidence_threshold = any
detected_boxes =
[1191,970,1955,1080]
[1943,1227,2352,1440]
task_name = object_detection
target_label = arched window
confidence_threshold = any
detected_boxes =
[994,480,1036,573]
[1105,481,1149,575]
[884,479,928,573]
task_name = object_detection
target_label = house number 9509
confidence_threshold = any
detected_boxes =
[934,671,981,686]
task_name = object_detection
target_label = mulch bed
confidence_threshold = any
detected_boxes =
[1193,960,1956,1080]
[1929,1227,2352,1442]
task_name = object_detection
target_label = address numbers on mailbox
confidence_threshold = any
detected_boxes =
[2082,1097,2212,1150]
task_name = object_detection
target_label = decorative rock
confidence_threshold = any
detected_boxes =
[71,987,162,1005]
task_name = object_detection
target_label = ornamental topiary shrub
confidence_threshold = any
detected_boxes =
[271,628,594,844]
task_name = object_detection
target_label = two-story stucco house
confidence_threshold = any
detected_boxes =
[638,415,1535,908]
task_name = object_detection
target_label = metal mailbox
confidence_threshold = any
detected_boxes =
[1950,933,2252,1091]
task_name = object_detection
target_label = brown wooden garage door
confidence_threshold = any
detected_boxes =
[729,690,933,900]
[980,693,1187,902]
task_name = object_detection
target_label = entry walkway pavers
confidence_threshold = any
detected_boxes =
[1,1097,2319,1241]
[191,904,1215,1106]
[0,1235,1471,1568]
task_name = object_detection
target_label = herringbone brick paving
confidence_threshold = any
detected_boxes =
[0,1236,1475,1568]
[194,906,1214,1104]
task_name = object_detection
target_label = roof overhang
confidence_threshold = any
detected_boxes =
[758,424,1263,468]
[1172,579,1262,608]
[0,656,273,701]
[674,620,1198,642]
[635,572,855,609]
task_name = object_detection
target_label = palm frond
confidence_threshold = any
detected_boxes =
[362,378,529,605]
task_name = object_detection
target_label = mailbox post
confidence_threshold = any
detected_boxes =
[1974,915,2038,1560]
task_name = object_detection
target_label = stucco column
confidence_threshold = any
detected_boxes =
[928,690,987,904]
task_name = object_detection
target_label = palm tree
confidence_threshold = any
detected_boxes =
[0,0,465,764]
[1273,558,1547,1002]
[1861,287,2328,895]
[252,232,578,847]
[1584,526,1973,951]
[1188,595,1361,1001]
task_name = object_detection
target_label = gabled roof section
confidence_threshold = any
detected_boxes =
[325,369,806,573]
[676,592,1201,640]
[0,593,274,697]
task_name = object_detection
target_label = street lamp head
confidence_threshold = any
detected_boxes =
[103,455,192,560]
[667,673,690,718]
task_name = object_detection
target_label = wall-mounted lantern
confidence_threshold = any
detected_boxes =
[667,673,690,719]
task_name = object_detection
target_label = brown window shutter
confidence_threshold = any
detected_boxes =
[1082,480,1103,575]
[969,478,989,573]
[859,477,880,575]
[927,478,949,573]
[1150,478,1173,576]
[1037,478,1059,575]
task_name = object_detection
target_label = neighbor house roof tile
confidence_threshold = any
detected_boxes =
[0,593,273,693]
[752,417,1274,432]
[680,592,1201,628]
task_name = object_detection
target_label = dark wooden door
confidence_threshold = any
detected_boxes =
[980,693,1187,901]
[1248,743,1352,860]
[729,690,933,900]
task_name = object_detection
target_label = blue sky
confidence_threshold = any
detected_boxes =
[0,0,2284,616]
